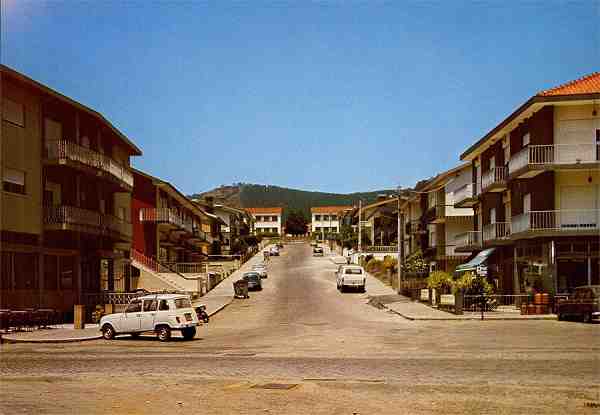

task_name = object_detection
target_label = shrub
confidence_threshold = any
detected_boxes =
[366,258,383,273]
[427,270,453,291]
[382,256,398,271]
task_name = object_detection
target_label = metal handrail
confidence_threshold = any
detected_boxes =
[482,222,511,241]
[454,230,482,247]
[509,144,600,175]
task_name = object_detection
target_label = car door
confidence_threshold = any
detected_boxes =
[121,299,142,332]
[140,298,158,331]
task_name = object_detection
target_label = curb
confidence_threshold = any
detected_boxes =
[0,333,102,344]
[206,297,234,318]
[381,303,557,321]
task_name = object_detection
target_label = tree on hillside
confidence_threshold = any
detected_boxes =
[284,210,308,235]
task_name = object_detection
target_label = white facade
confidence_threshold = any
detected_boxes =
[311,207,347,235]
[249,210,282,235]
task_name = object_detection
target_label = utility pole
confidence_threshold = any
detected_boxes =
[358,200,362,253]
[397,192,404,294]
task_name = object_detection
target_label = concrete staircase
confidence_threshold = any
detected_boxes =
[130,249,203,293]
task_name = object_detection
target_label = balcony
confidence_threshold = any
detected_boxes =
[139,207,194,234]
[481,167,507,193]
[509,144,600,178]
[511,210,600,236]
[454,183,477,208]
[45,140,133,189]
[482,222,511,244]
[44,205,132,240]
[454,231,482,252]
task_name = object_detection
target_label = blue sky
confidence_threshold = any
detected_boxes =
[2,1,598,194]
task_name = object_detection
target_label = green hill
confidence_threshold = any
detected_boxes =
[191,183,397,220]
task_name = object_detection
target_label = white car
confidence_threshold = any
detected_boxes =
[100,294,199,342]
[269,246,280,256]
[252,264,268,278]
[336,265,366,293]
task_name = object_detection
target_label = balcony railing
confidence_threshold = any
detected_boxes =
[512,210,600,234]
[45,140,133,187]
[481,167,507,192]
[454,183,474,206]
[482,222,511,242]
[44,205,131,238]
[509,144,600,175]
[454,231,482,249]
[139,208,194,234]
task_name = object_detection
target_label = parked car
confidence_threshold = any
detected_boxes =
[336,265,366,293]
[99,294,199,342]
[557,285,600,323]
[269,246,280,256]
[252,264,268,278]
[313,247,324,257]
[277,242,284,249]
[243,272,263,291]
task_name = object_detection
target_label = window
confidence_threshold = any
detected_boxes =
[175,298,192,309]
[3,168,26,194]
[315,215,321,221]
[332,227,338,233]
[44,255,58,290]
[489,156,495,171]
[3,98,25,127]
[272,227,277,233]
[143,299,158,312]
[323,215,330,221]
[158,299,170,311]
[331,215,337,221]
[316,227,321,232]
[126,299,142,313]
[272,216,277,222]
[523,132,530,146]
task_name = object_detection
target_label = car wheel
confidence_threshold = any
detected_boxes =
[102,324,115,340]
[583,313,592,323]
[157,326,171,342]
[182,327,196,340]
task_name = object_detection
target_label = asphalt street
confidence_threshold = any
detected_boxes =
[1,242,599,414]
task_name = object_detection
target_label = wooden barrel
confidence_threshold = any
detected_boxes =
[527,304,536,315]
[534,293,543,305]
[541,293,550,305]
[535,304,544,315]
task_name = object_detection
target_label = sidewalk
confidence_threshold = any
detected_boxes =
[1,246,271,344]
[192,244,272,315]
[355,265,557,321]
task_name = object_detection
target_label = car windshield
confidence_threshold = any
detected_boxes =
[174,298,192,309]
[345,268,362,275]
[244,273,260,281]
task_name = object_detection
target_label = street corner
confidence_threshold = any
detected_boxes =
[1,325,102,344]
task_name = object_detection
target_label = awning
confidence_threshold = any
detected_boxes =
[455,248,496,273]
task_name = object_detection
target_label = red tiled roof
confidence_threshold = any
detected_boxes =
[538,72,600,96]
[245,207,283,214]
[310,206,353,214]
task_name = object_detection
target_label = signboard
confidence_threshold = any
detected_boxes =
[420,289,429,301]
[477,265,488,276]
[440,294,455,306]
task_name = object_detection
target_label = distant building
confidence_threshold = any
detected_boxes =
[311,206,352,237]
[245,207,283,236]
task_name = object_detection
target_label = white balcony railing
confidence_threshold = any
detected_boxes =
[481,167,507,191]
[509,144,600,175]
[139,207,194,234]
[511,210,600,234]
[45,140,133,187]
[482,222,511,241]
[454,230,482,248]
[454,183,474,205]
[44,205,132,238]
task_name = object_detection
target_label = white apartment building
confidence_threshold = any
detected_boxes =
[311,206,350,236]
[245,207,283,236]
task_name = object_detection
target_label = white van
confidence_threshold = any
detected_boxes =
[99,294,199,342]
